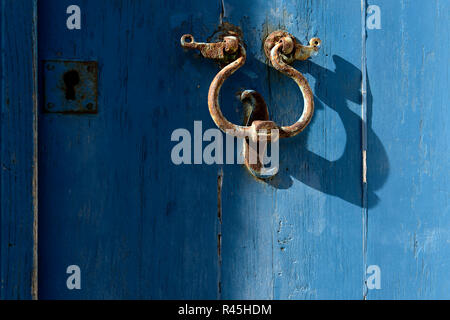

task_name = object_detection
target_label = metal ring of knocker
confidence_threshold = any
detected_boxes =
[180,30,321,179]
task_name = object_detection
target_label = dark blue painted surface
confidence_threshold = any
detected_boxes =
[38,0,222,299]
[34,0,449,299]
[0,0,38,300]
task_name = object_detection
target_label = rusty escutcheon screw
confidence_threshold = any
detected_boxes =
[180,29,321,179]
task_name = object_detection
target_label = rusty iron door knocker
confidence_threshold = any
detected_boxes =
[180,30,321,179]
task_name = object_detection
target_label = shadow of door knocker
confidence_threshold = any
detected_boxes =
[180,30,321,179]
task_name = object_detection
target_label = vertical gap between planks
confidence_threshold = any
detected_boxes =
[361,0,369,300]
[216,0,226,300]
[217,168,223,299]
[31,0,39,300]
[0,0,3,299]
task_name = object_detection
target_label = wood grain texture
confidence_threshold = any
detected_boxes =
[220,0,364,299]
[0,0,38,300]
[366,0,450,299]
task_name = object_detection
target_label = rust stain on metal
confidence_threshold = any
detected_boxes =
[181,31,242,69]
[267,38,315,138]
[181,34,239,60]
[241,91,271,178]
[264,30,321,64]
[44,60,98,114]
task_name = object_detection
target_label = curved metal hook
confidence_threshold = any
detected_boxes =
[207,44,252,138]
[206,44,282,144]
[264,30,321,138]
[206,31,321,140]
[270,42,314,138]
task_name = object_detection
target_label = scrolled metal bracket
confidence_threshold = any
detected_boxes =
[180,30,321,179]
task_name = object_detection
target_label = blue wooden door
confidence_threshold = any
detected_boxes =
[36,0,449,299]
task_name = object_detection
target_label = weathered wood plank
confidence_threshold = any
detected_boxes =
[38,0,222,299]
[220,0,365,299]
[0,0,38,300]
[366,0,450,299]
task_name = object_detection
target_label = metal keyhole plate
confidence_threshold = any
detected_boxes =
[44,60,98,114]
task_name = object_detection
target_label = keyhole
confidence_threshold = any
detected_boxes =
[63,70,80,100]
